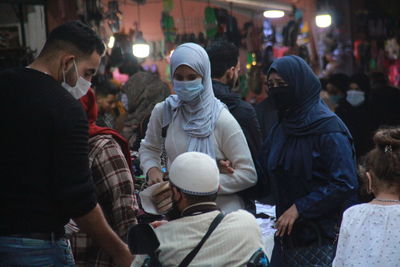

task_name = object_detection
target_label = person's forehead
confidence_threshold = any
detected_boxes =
[175,64,196,73]
[268,72,284,80]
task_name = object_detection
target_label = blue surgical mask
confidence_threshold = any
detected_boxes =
[173,78,204,102]
[62,59,91,99]
[346,90,365,107]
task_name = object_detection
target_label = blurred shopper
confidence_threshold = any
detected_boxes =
[333,127,400,267]
[0,21,132,266]
[319,78,336,111]
[255,74,278,140]
[336,73,375,158]
[121,71,170,151]
[95,81,119,128]
[261,56,358,267]
[139,43,256,213]
[130,152,267,266]
[369,72,400,128]
[70,88,138,267]
[326,73,350,110]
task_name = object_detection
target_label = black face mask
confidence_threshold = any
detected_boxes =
[269,86,295,112]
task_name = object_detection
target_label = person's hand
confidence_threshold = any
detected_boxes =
[218,160,234,174]
[147,167,164,185]
[275,204,299,237]
[113,244,135,267]
[150,220,168,228]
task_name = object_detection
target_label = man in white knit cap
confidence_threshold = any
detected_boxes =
[131,152,267,266]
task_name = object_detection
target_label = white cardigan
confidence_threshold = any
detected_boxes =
[139,102,257,213]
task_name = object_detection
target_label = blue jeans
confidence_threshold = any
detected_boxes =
[0,236,75,266]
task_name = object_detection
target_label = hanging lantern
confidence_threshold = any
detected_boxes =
[315,14,332,28]
[263,10,285,19]
[132,32,150,58]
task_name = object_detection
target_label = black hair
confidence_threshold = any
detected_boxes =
[94,80,118,97]
[349,73,370,95]
[206,40,239,79]
[327,73,350,94]
[370,72,388,88]
[40,21,105,58]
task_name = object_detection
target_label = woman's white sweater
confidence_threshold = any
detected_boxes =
[139,102,257,212]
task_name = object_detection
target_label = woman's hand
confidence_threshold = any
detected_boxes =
[147,167,164,185]
[218,160,234,174]
[275,204,299,237]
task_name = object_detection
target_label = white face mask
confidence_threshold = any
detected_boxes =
[62,59,91,99]
[346,90,365,107]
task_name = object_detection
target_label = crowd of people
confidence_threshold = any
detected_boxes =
[1,20,400,267]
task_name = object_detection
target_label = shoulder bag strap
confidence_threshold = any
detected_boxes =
[178,212,225,267]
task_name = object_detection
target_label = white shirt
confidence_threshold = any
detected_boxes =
[333,203,400,267]
[139,102,257,213]
[131,210,266,267]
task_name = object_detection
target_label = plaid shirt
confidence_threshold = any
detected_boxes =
[70,135,138,267]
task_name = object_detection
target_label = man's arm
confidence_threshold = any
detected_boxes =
[74,205,134,267]
[53,102,134,266]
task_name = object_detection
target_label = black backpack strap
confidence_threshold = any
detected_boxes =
[178,212,225,267]
[161,125,169,138]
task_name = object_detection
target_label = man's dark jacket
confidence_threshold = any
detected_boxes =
[212,80,262,162]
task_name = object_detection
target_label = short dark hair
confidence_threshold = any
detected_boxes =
[183,192,218,205]
[206,40,239,79]
[328,73,350,94]
[350,73,370,94]
[94,81,118,97]
[40,21,105,58]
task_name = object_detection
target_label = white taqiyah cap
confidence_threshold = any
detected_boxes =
[169,152,219,195]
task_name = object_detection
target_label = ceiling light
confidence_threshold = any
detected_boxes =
[132,32,150,58]
[132,43,150,58]
[107,36,115,49]
[263,10,285,19]
[315,14,332,28]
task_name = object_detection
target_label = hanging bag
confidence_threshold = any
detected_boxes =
[282,219,336,267]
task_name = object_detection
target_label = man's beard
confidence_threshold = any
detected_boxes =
[230,77,241,95]
[165,200,181,221]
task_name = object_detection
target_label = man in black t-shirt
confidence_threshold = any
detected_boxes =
[0,21,133,266]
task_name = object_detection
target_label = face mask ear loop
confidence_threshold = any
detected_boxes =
[73,59,80,84]
[62,63,67,83]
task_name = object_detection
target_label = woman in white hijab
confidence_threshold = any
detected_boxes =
[139,43,256,213]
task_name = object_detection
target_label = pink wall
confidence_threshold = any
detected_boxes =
[114,0,254,42]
